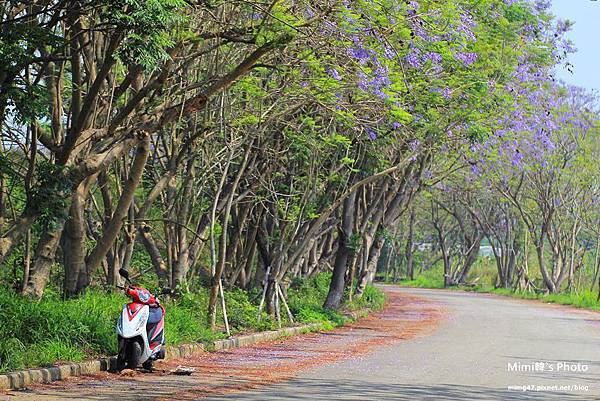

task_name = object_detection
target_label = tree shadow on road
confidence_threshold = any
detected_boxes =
[207,377,594,400]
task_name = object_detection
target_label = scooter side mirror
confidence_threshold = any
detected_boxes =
[118,268,130,281]
[161,287,172,295]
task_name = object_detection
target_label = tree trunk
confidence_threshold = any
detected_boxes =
[21,221,65,298]
[536,234,557,293]
[208,144,251,328]
[356,234,384,296]
[405,206,416,280]
[0,212,37,266]
[85,135,150,278]
[456,234,483,284]
[324,192,356,309]
[138,228,170,286]
[62,183,89,297]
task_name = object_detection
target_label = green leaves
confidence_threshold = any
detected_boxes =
[106,0,188,69]
[30,162,74,231]
[389,105,413,125]
[323,132,352,149]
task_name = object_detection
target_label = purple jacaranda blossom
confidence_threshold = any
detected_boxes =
[367,129,377,140]
[535,0,551,12]
[392,122,401,130]
[412,24,430,41]
[454,52,478,67]
[357,71,369,91]
[405,48,422,69]
[556,19,570,34]
[443,87,452,100]
[560,39,577,54]
[461,13,477,28]
[305,7,315,18]
[511,150,523,168]
[372,66,391,86]
[348,46,370,63]
[457,14,477,41]
[300,81,309,88]
[327,68,342,80]
[409,139,421,152]
[427,52,442,63]
[383,46,396,60]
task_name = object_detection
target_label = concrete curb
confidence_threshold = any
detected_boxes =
[0,323,322,390]
[343,309,370,321]
[212,323,321,350]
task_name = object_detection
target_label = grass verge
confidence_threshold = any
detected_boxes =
[484,287,600,311]
[0,273,384,373]
[385,278,600,311]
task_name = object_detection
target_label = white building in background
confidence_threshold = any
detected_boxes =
[414,242,501,258]
[417,243,433,252]
[479,245,501,258]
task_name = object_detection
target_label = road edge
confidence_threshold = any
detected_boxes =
[382,284,600,315]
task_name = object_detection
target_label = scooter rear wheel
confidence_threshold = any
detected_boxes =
[142,359,154,370]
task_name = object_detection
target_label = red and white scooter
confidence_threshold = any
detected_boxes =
[116,268,169,370]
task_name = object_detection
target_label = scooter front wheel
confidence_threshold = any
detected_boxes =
[126,340,142,368]
[115,354,127,372]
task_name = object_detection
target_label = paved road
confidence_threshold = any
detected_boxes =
[8,286,600,400]
[209,287,600,401]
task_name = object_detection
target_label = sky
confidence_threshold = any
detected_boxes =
[551,0,600,91]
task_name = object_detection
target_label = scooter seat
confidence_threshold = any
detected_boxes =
[148,306,163,324]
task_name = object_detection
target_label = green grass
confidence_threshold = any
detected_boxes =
[383,269,600,312]
[487,288,600,311]
[385,265,445,289]
[0,274,385,373]
[347,285,386,311]
[287,273,385,329]
[0,289,123,373]
[287,273,347,329]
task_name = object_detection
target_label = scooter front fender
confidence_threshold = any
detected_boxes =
[116,304,152,364]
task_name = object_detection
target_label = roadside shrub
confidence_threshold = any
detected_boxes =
[0,288,120,372]
[350,285,385,310]
[288,272,385,328]
[224,288,275,332]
